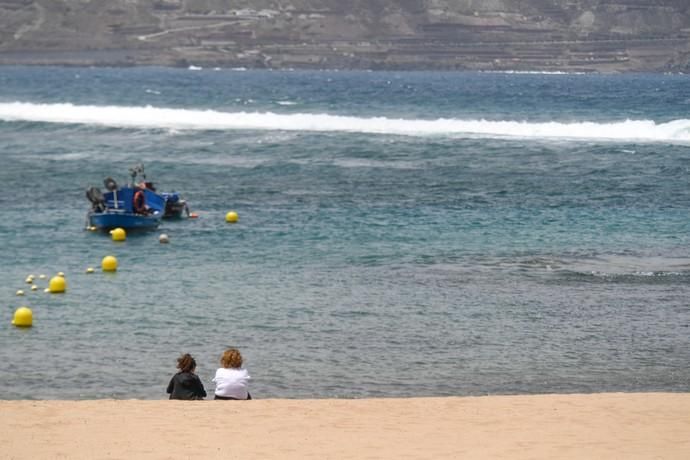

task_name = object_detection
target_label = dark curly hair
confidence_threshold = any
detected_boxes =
[177,353,197,373]
[220,348,243,369]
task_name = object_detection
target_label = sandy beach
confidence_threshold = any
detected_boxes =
[1,393,689,459]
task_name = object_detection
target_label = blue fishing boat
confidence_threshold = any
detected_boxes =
[86,176,165,231]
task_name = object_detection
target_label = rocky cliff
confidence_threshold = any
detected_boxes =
[1,0,689,71]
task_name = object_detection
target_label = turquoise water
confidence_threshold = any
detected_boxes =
[1,67,689,399]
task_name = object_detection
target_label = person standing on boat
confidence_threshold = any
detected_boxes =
[133,187,148,214]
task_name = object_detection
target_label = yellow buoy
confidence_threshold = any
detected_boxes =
[110,227,126,242]
[16,290,24,296]
[225,211,239,223]
[12,306,32,327]
[102,255,118,272]
[49,275,67,293]
[85,267,95,274]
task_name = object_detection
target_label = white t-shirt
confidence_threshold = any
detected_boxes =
[212,367,251,399]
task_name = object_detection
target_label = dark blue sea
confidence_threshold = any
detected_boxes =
[1,67,689,399]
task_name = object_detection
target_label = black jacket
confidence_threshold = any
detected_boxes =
[166,371,207,400]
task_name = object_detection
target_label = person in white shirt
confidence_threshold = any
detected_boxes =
[212,347,252,400]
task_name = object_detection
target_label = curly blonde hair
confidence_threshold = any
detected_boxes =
[220,348,243,369]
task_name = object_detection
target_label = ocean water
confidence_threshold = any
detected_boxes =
[0,67,689,400]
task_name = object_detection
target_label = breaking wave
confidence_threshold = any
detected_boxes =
[1,102,689,143]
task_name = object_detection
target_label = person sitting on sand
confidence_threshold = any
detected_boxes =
[166,353,207,400]
[212,348,252,400]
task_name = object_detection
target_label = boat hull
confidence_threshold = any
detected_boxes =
[88,211,162,231]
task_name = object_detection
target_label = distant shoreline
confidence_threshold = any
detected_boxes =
[1,58,685,75]
[0,49,683,74]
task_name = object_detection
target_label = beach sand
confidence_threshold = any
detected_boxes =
[1,393,689,459]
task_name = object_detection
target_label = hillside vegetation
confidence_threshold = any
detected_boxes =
[1,0,689,71]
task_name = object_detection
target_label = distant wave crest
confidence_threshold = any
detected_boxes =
[531,254,690,280]
[1,102,689,143]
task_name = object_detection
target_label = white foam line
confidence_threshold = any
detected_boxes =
[0,102,689,143]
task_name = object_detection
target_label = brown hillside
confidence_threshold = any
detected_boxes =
[1,0,689,71]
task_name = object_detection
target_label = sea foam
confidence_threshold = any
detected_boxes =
[0,102,689,143]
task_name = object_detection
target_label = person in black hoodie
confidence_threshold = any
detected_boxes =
[166,353,207,400]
